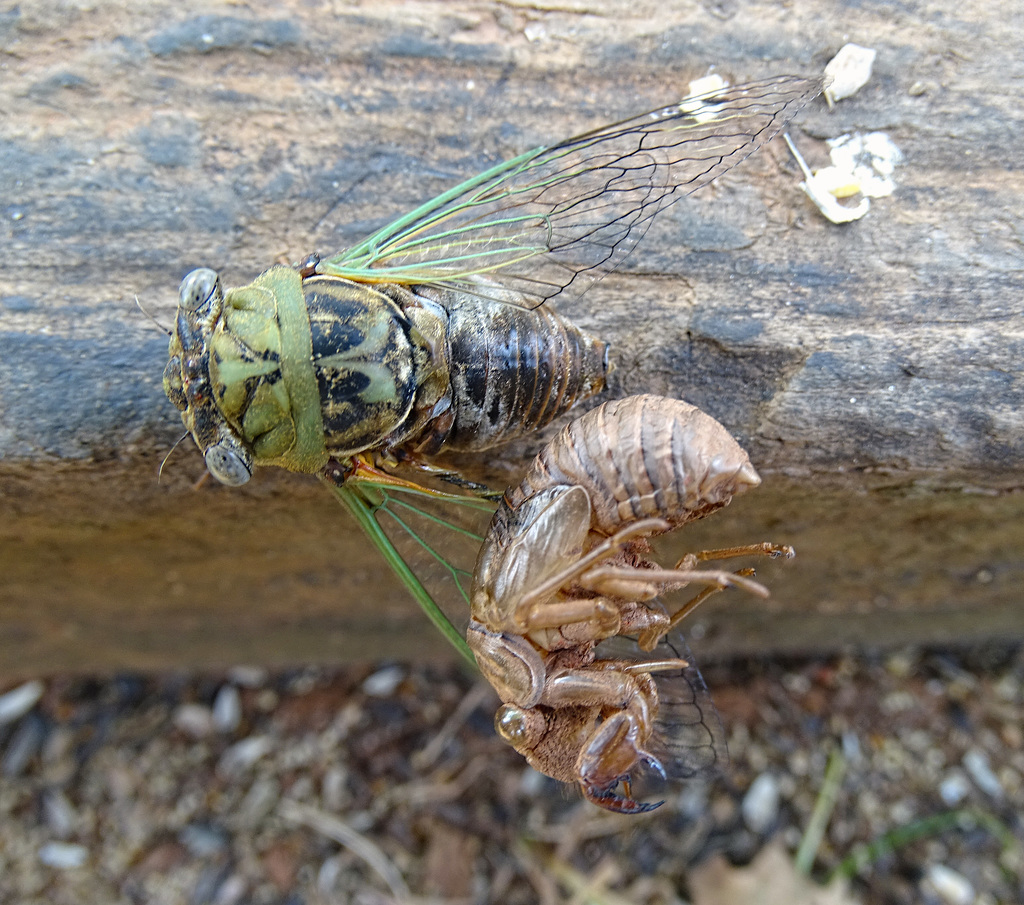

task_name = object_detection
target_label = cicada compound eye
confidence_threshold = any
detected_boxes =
[204,441,253,486]
[179,268,221,312]
[495,704,530,743]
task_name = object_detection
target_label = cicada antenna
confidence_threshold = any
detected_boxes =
[158,432,190,483]
[135,295,171,336]
[311,171,374,234]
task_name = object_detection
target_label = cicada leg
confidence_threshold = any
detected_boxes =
[677,542,796,568]
[381,449,504,499]
[578,564,770,601]
[634,542,795,652]
[635,567,757,652]
[515,517,671,614]
[554,668,670,815]
[577,708,666,815]
[518,597,624,638]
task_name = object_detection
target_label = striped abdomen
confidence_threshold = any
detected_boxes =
[443,298,608,451]
[506,394,761,536]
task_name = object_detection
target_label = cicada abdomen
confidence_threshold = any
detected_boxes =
[443,293,607,452]
[163,266,607,485]
[504,394,761,539]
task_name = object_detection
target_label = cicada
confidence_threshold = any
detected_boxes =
[162,76,820,658]
[468,394,794,812]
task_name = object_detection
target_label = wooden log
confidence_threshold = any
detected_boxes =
[1,1,1021,677]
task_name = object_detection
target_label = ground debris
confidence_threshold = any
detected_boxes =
[0,646,1021,904]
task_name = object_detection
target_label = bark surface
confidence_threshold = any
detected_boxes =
[1,1,1021,676]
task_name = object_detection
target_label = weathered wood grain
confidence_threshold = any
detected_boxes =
[1,0,1021,677]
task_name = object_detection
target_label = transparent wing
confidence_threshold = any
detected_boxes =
[318,76,822,308]
[324,473,498,663]
[597,612,726,799]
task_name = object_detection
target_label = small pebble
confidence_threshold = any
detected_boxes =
[963,748,1004,798]
[3,713,46,777]
[287,774,314,802]
[191,862,233,905]
[889,798,916,825]
[214,873,248,905]
[321,765,349,811]
[841,731,862,763]
[885,651,916,679]
[789,750,810,777]
[998,764,1021,796]
[255,689,279,712]
[741,773,780,834]
[361,665,404,697]
[238,777,280,824]
[180,822,230,857]
[993,673,1020,702]
[173,702,214,738]
[939,769,971,805]
[217,735,273,777]
[42,789,77,838]
[41,725,74,766]
[1000,720,1022,750]
[776,774,797,798]
[924,863,975,905]
[881,690,916,714]
[782,672,810,694]
[904,729,932,753]
[710,790,738,825]
[317,855,344,897]
[781,825,803,850]
[212,684,242,733]
[38,841,88,869]
[0,679,45,726]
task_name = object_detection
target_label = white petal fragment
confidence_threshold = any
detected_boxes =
[785,131,902,224]
[824,43,877,106]
[785,134,870,223]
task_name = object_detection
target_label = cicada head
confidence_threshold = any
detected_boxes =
[163,265,329,485]
[164,268,255,485]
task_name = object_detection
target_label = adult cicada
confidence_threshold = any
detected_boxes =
[163,76,820,657]
[468,394,794,812]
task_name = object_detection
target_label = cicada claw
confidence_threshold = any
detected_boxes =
[582,781,665,815]
[641,752,668,781]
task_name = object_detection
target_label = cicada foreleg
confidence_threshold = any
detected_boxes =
[544,667,669,816]
[513,517,777,645]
